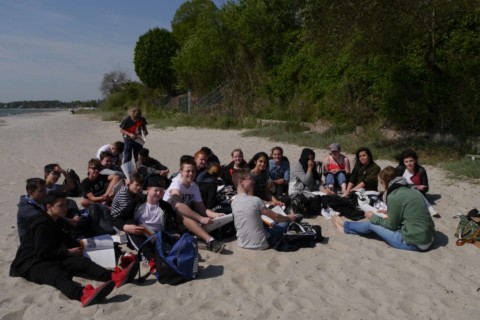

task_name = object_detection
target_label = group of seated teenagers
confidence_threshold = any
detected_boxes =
[11,134,437,307]
[11,168,138,308]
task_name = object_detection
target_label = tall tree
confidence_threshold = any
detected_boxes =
[134,28,178,94]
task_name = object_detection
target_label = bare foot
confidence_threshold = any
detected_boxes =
[332,215,345,233]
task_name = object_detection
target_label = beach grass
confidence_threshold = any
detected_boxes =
[81,108,480,181]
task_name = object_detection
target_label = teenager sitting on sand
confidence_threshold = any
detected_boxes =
[231,168,296,250]
[80,159,121,208]
[396,148,429,194]
[44,163,81,229]
[10,192,138,307]
[345,147,381,197]
[268,146,290,197]
[17,178,46,240]
[249,152,285,207]
[194,149,209,183]
[163,159,226,252]
[288,148,329,196]
[396,148,439,217]
[222,148,249,187]
[333,166,435,251]
[99,151,123,174]
[96,141,124,166]
[136,147,169,180]
[323,143,350,195]
[44,163,76,194]
[110,172,144,219]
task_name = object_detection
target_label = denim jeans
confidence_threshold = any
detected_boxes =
[343,221,425,251]
[266,221,289,247]
[123,138,142,163]
[325,172,347,187]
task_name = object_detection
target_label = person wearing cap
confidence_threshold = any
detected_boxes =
[114,175,225,274]
[323,143,351,195]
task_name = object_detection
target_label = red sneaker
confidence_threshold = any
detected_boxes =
[148,258,156,274]
[81,281,115,307]
[118,252,137,269]
[112,260,139,288]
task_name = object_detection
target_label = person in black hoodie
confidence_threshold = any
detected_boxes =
[10,192,138,307]
[16,178,46,240]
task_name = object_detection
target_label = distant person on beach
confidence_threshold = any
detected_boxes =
[323,143,350,195]
[119,107,148,163]
[80,159,121,208]
[222,148,249,187]
[333,166,435,251]
[249,152,284,207]
[16,178,46,240]
[163,159,226,252]
[268,146,290,197]
[231,168,296,250]
[96,141,124,166]
[288,148,328,196]
[10,192,137,307]
[345,147,381,197]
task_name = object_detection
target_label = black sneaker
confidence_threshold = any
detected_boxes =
[207,240,226,253]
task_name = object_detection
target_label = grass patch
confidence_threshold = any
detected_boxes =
[444,158,480,180]
[82,108,479,183]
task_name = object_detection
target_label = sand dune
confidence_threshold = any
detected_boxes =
[0,111,478,319]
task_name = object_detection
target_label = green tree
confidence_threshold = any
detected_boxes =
[171,0,218,46]
[171,0,223,93]
[134,28,178,94]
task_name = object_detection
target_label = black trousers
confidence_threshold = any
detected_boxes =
[25,255,112,301]
[127,233,155,262]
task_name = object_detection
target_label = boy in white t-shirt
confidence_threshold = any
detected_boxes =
[163,159,226,253]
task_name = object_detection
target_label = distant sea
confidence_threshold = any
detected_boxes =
[0,108,63,118]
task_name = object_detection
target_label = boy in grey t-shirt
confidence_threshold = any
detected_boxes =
[231,169,295,250]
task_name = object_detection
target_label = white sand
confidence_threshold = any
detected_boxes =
[0,111,479,319]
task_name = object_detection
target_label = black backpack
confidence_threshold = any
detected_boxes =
[64,169,82,197]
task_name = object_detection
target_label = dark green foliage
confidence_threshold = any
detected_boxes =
[125,0,480,137]
[134,28,178,94]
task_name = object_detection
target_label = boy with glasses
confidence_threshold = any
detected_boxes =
[80,159,121,208]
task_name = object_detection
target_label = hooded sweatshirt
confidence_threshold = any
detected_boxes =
[16,196,45,240]
[370,177,435,245]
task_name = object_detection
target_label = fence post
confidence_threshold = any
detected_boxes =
[187,87,191,114]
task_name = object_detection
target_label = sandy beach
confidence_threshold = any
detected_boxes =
[0,111,478,320]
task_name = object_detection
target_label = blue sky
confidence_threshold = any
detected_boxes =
[0,1,222,102]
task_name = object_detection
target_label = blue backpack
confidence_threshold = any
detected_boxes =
[138,231,199,285]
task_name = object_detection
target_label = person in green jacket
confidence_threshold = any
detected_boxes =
[333,166,435,251]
